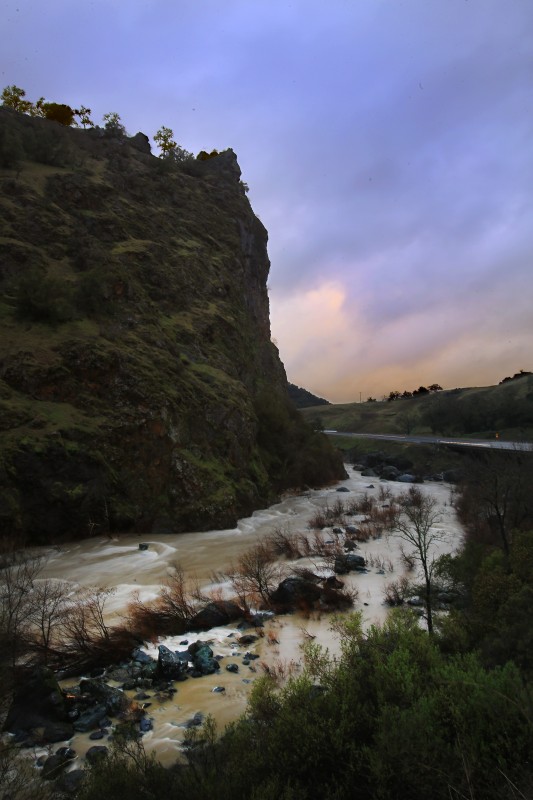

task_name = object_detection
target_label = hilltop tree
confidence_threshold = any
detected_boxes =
[41,102,76,126]
[28,96,46,117]
[1,84,32,113]
[154,125,177,157]
[77,105,94,128]
[103,111,126,136]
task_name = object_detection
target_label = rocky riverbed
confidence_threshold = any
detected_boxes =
[4,468,463,786]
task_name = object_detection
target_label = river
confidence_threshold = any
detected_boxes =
[36,468,462,766]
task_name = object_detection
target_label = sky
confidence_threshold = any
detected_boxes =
[2,0,532,402]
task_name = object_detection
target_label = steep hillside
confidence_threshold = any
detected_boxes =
[0,108,345,542]
[287,383,330,408]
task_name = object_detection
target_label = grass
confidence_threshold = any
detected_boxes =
[302,376,533,442]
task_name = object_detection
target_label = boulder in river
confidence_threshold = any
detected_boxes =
[79,678,128,716]
[334,553,366,575]
[187,641,220,675]
[41,747,76,780]
[157,644,187,680]
[189,600,244,631]
[270,576,322,609]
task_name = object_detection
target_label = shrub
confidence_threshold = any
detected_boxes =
[16,270,75,324]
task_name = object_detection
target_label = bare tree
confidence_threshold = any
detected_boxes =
[157,565,196,628]
[27,578,71,664]
[59,586,115,665]
[0,555,44,666]
[394,486,445,633]
[229,542,283,609]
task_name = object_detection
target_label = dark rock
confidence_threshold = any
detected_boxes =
[90,666,105,678]
[237,634,258,645]
[139,542,149,550]
[361,468,377,477]
[132,648,154,665]
[332,526,343,534]
[86,745,109,765]
[187,641,220,675]
[398,473,416,483]
[443,469,463,483]
[73,704,107,732]
[42,749,76,780]
[344,539,358,551]
[345,525,359,535]
[336,486,350,492]
[242,659,250,666]
[157,644,186,680]
[79,679,127,716]
[249,611,274,627]
[244,652,260,660]
[212,686,225,693]
[381,465,400,480]
[184,712,204,728]
[3,666,74,744]
[56,768,85,795]
[226,663,239,673]
[139,717,153,732]
[322,575,344,589]
[106,667,130,683]
[189,600,244,631]
[129,132,151,154]
[56,746,76,759]
[270,576,322,608]
[89,730,105,740]
[334,553,366,575]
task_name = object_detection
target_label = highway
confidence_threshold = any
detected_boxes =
[324,431,533,452]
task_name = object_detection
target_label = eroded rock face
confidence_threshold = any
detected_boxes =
[0,108,346,543]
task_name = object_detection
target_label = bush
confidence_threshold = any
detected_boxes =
[16,270,75,324]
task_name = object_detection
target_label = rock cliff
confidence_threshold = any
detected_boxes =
[0,108,345,542]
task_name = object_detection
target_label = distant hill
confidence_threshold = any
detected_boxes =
[300,374,533,441]
[288,383,330,408]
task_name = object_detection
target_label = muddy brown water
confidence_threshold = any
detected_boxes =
[30,470,461,767]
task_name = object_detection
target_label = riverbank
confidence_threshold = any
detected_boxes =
[22,467,463,768]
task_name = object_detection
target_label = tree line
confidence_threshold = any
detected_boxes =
[1,84,191,162]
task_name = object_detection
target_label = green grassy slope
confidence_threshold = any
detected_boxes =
[301,375,533,441]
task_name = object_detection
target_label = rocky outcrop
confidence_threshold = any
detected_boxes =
[0,108,346,542]
[3,667,74,745]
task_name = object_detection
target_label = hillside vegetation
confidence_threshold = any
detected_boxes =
[302,374,533,440]
[0,108,345,543]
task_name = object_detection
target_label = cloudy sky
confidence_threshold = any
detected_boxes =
[3,0,532,402]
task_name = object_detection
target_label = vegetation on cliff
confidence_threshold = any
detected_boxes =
[0,107,345,542]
